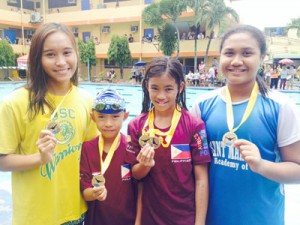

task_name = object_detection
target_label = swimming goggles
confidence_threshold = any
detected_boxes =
[94,101,125,112]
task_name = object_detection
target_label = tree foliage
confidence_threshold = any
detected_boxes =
[160,23,177,56]
[142,3,164,27]
[142,0,187,57]
[186,0,211,69]
[78,39,97,80]
[159,0,187,22]
[0,40,16,80]
[0,40,15,67]
[287,17,300,37]
[107,35,131,79]
[203,0,239,62]
[186,0,239,67]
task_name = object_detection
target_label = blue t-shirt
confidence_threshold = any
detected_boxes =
[192,88,300,225]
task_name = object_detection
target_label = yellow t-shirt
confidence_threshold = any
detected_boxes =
[0,86,98,225]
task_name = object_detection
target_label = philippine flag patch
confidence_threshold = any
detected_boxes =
[171,144,191,160]
[121,164,131,179]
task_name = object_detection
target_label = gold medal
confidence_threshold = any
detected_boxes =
[222,132,238,147]
[92,173,105,187]
[139,134,161,149]
[46,121,61,134]
[139,134,150,147]
[145,107,182,148]
[148,136,161,149]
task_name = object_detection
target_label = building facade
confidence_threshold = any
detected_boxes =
[0,0,226,80]
[1,0,299,80]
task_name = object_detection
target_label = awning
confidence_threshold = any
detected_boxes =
[17,55,28,70]
[273,54,300,59]
[134,61,146,67]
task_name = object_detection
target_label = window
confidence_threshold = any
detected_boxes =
[7,0,17,4]
[102,26,110,33]
[131,26,138,33]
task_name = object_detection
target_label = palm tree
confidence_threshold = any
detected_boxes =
[203,0,239,63]
[142,0,187,58]
[159,0,187,58]
[186,0,210,71]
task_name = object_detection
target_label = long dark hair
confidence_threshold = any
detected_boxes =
[141,56,187,113]
[220,25,268,97]
[27,23,79,120]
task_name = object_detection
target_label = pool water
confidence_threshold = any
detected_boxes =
[0,82,300,225]
[0,82,213,134]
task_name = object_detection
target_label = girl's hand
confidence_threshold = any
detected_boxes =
[93,185,107,201]
[233,139,262,173]
[36,130,57,164]
[137,144,155,168]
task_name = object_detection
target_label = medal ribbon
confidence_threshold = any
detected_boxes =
[98,133,121,174]
[142,107,181,148]
[225,82,259,133]
[49,86,73,121]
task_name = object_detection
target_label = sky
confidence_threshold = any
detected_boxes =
[227,0,299,30]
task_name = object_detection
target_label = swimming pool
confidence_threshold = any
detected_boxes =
[0,82,217,134]
[0,82,300,225]
[1,81,299,128]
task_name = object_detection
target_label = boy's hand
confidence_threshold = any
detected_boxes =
[36,130,57,164]
[93,185,107,201]
[137,144,155,168]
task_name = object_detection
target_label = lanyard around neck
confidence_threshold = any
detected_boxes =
[98,133,120,174]
[49,86,72,121]
[225,82,259,133]
[142,107,181,148]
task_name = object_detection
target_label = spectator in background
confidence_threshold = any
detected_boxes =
[26,39,31,45]
[208,66,215,86]
[146,34,152,42]
[141,36,146,43]
[198,60,205,74]
[212,57,219,78]
[287,65,296,90]
[128,34,134,43]
[193,69,200,86]
[185,70,194,85]
[279,64,288,90]
[136,68,143,84]
[197,32,205,39]
[270,68,279,89]
[212,57,219,68]
[5,36,12,44]
[131,66,136,84]
[94,36,100,45]
[264,64,271,86]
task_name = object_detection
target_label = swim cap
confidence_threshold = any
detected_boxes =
[92,89,126,114]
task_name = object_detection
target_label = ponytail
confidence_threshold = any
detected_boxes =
[256,75,268,98]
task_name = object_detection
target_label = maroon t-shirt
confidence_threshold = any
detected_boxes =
[126,109,211,225]
[80,134,137,225]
